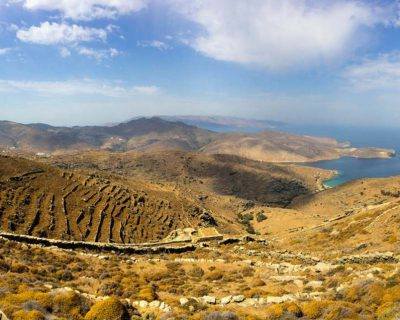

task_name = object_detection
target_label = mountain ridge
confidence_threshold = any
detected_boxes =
[0,117,395,163]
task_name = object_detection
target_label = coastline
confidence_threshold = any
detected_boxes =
[316,169,339,191]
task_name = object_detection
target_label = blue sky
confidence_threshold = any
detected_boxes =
[1,0,400,126]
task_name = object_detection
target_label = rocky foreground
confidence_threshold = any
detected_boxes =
[0,233,399,320]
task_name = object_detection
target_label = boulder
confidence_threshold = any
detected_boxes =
[179,298,189,306]
[232,295,245,303]
[220,296,232,305]
[149,300,161,308]
[202,296,216,304]
[138,300,148,308]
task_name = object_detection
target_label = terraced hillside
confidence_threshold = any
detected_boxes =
[49,150,333,207]
[0,155,212,243]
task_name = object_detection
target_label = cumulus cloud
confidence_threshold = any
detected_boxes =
[137,40,170,50]
[21,0,148,21]
[170,0,396,70]
[17,22,107,45]
[343,52,400,91]
[0,79,160,97]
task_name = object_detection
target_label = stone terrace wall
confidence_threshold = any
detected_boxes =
[0,232,196,254]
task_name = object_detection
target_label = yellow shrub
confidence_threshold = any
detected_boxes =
[84,297,130,320]
[382,286,400,304]
[53,290,88,319]
[265,304,284,319]
[285,302,303,317]
[13,310,45,320]
[137,286,158,301]
[376,301,400,319]
[0,290,52,315]
[301,300,330,319]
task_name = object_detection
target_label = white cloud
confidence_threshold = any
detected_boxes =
[17,22,107,45]
[0,79,160,97]
[343,52,400,91]
[0,48,11,55]
[137,40,170,50]
[21,0,148,20]
[171,0,396,70]
[76,46,121,60]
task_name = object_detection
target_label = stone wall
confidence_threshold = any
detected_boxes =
[0,232,196,254]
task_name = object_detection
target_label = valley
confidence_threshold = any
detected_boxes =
[0,118,399,320]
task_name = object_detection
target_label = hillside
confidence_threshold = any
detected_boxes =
[0,117,216,153]
[200,130,395,162]
[281,176,400,254]
[48,150,332,207]
[0,155,218,243]
[1,151,400,320]
[0,118,394,164]
[0,150,333,244]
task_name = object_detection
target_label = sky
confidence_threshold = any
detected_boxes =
[1,0,400,126]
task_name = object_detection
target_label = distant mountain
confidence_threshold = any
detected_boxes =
[0,117,216,153]
[0,117,394,162]
[160,115,286,132]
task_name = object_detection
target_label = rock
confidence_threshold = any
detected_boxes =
[313,262,338,274]
[162,305,172,313]
[180,298,189,306]
[266,295,295,304]
[293,280,304,288]
[232,295,245,303]
[149,300,161,308]
[138,300,148,308]
[240,298,257,307]
[202,296,216,304]
[220,296,232,305]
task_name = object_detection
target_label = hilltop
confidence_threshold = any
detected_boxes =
[0,117,394,163]
[0,117,216,153]
[200,130,395,162]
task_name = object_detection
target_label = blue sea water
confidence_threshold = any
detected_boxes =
[307,157,400,187]
[195,121,400,187]
[281,125,400,187]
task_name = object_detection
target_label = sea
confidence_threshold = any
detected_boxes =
[194,121,400,187]
[280,125,400,187]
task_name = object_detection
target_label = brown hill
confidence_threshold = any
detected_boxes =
[48,149,332,207]
[0,117,216,153]
[272,176,400,254]
[0,150,333,243]
[0,155,219,243]
[200,130,394,162]
[0,118,393,163]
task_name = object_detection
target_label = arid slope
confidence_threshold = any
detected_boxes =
[200,130,394,162]
[0,155,217,243]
